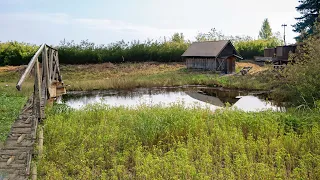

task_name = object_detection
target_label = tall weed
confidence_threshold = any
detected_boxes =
[38,105,320,179]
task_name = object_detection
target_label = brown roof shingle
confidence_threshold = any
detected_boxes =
[182,40,229,57]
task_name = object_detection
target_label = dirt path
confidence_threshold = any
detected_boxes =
[236,61,268,74]
[0,97,36,180]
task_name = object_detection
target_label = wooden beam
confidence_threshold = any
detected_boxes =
[43,46,50,89]
[48,48,53,82]
[55,51,62,81]
[34,59,43,119]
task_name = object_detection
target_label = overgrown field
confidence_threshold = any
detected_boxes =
[38,104,320,179]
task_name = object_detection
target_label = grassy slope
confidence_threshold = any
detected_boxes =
[61,62,274,91]
[38,104,320,179]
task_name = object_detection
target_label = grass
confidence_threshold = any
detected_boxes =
[37,104,320,179]
[0,67,33,143]
[0,94,27,142]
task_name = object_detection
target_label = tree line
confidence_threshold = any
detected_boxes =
[0,19,282,66]
[1,0,319,66]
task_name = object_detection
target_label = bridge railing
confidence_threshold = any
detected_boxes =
[16,43,65,120]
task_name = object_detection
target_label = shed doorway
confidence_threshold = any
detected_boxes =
[227,57,235,74]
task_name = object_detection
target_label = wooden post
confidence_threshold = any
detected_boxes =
[41,47,48,109]
[48,48,53,82]
[43,46,50,90]
[32,164,37,180]
[34,59,43,119]
[38,127,43,157]
[57,52,62,81]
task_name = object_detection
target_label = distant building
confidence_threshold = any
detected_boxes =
[182,40,243,74]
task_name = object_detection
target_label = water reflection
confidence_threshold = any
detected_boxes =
[59,87,282,112]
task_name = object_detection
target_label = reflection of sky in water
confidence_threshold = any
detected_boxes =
[60,90,282,112]
[63,92,221,111]
[233,96,283,112]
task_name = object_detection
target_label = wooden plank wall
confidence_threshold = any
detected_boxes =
[186,58,216,71]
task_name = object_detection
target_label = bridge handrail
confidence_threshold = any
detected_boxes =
[16,43,45,91]
[16,43,64,120]
[16,44,60,91]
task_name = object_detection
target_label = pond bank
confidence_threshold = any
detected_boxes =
[0,61,275,143]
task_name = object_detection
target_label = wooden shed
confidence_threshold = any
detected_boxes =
[182,40,243,74]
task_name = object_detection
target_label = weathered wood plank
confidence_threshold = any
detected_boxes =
[12,122,32,128]
[0,162,25,168]
[4,140,34,148]
[11,128,32,134]
[0,149,32,155]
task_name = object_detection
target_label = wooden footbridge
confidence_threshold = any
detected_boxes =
[0,44,66,180]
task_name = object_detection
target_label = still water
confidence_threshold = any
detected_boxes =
[59,87,282,112]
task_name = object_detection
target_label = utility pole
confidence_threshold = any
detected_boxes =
[281,24,287,45]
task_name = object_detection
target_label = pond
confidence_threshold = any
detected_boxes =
[59,86,283,112]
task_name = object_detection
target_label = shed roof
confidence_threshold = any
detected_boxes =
[182,40,230,57]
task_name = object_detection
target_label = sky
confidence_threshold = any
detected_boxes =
[0,0,300,45]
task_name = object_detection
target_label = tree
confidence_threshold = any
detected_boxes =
[259,18,273,39]
[171,33,185,43]
[280,18,320,107]
[195,28,226,42]
[293,0,320,40]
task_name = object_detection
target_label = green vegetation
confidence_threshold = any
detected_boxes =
[0,94,27,142]
[235,39,281,59]
[259,18,273,39]
[60,62,273,91]
[195,27,283,59]
[0,67,33,143]
[275,21,320,107]
[58,39,188,64]
[37,104,320,179]
[0,41,38,66]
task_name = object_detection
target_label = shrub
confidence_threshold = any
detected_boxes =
[234,38,282,59]
[0,41,38,66]
[278,22,320,107]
